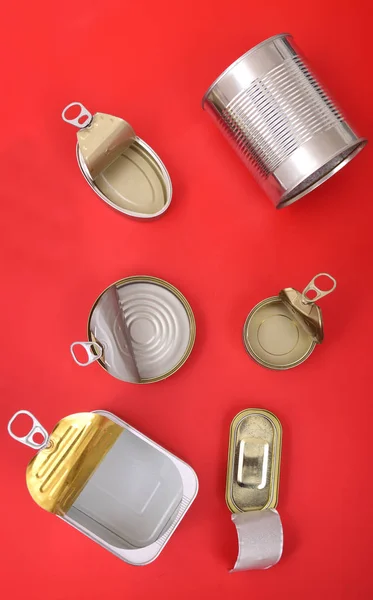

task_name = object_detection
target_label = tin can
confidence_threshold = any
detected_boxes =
[202,34,367,208]
[8,410,198,566]
[62,103,172,219]
[226,409,283,571]
[243,273,336,370]
[71,276,196,383]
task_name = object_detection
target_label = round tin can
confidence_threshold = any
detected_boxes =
[71,276,196,383]
[62,103,172,219]
[243,274,336,369]
[202,34,367,208]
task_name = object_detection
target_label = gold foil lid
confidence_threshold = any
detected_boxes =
[62,103,135,179]
[279,273,337,344]
[8,411,123,515]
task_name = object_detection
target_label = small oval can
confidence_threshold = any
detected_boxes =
[62,103,172,219]
[243,273,336,370]
[8,410,198,566]
[71,275,196,383]
[226,408,283,571]
[226,408,282,513]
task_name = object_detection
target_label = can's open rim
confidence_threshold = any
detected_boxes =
[242,296,317,370]
[201,33,291,108]
[277,138,368,208]
[76,139,173,220]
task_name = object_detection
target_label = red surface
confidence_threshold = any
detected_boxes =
[1,1,373,598]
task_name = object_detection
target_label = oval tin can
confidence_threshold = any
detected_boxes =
[71,275,196,383]
[62,103,172,219]
[202,34,367,208]
[8,410,198,566]
[243,273,336,370]
[226,408,282,513]
[226,408,283,572]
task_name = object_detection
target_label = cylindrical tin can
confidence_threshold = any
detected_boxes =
[202,34,367,208]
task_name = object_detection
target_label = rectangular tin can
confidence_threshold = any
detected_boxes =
[8,410,199,566]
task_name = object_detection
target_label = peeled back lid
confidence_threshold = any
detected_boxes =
[279,273,337,344]
[9,411,123,515]
[62,102,136,180]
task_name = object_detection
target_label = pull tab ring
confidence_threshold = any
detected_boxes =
[70,341,103,366]
[302,273,337,304]
[62,102,92,129]
[8,411,49,450]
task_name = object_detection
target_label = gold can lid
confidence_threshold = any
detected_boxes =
[8,411,123,515]
[243,273,337,369]
[62,103,136,179]
[279,273,337,344]
[226,409,282,513]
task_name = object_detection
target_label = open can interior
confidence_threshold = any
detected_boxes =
[64,411,198,565]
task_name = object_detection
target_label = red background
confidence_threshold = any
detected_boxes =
[1,1,372,598]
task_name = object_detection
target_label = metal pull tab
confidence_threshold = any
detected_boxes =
[8,411,49,450]
[302,273,337,304]
[62,102,93,129]
[70,341,103,366]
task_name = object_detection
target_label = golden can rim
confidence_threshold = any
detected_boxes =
[87,275,196,384]
[242,295,316,370]
[226,408,282,513]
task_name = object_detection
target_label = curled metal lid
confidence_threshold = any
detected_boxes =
[62,102,136,180]
[279,273,336,344]
[71,276,196,384]
[8,411,123,515]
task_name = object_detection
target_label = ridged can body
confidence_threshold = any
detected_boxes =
[202,34,366,208]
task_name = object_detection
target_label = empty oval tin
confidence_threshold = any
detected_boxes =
[8,410,198,566]
[243,273,336,370]
[62,103,172,219]
[202,34,367,208]
[226,409,283,571]
[226,409,282,513]
[71,276,196,383]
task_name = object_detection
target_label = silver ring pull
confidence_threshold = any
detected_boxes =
[8,411,49,450]
[62,102,92,129]
[70,341,103,366]
[302,273,337,304]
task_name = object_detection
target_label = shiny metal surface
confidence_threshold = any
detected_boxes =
[63,103,172,219]
[71,276,196,383]
[226,409,282,513]
[243,296,316,369]
[77,139,172,219]
[203,34,367,208]
[231,509,283,571]
[8,411,123,515]
[8,410,199,566]
[243,273,336,369]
